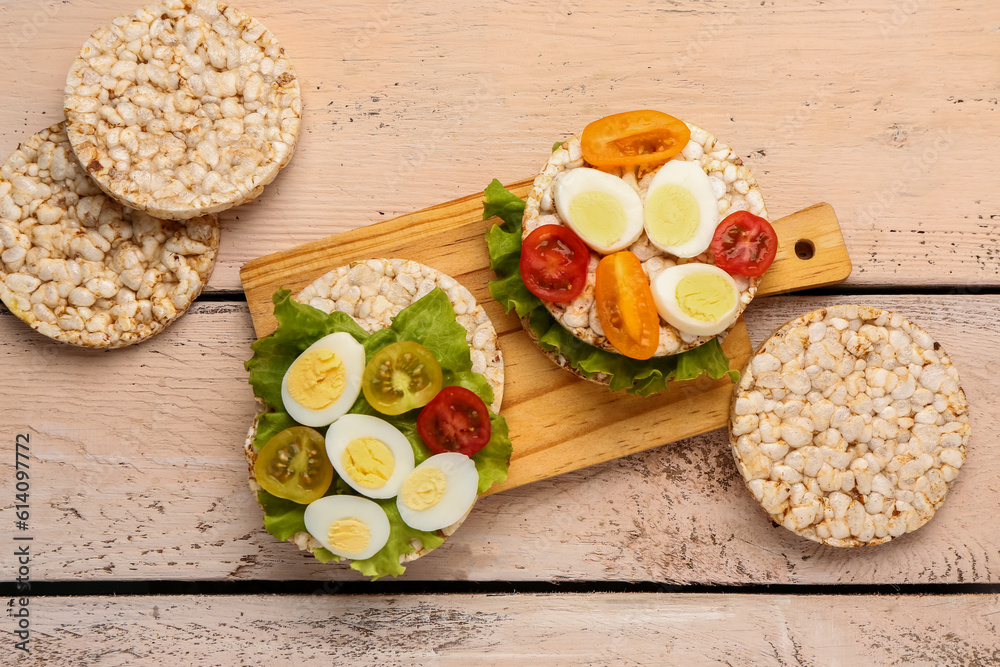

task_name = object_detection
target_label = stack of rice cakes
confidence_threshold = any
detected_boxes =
[0,0,301,348]
[64,0,300,219]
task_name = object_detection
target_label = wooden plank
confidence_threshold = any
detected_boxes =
[15,593,1000,664]
[490,318,751,493]
[240,182,849,492]
[1,295,996,583]
[1,0,997,292]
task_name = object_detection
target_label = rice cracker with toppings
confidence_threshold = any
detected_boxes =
[64,0,302,220]
[729,305,970,547]
[523,117,768,360]
[0,123,219,348]
[244,258,504,564]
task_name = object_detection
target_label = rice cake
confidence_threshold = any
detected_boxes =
[729,305,970,547]
[0,123,219,348]
[64,0,302,220]
[522,122,767,360]
[245,258,504,565]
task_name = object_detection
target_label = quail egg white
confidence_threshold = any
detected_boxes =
[553,167,644,253]
[643,160,719,258]
[651,263,741,337]
[304,495,391,560]
[396,452,479,532]
[326,414,415,499]
[280,332,366,427]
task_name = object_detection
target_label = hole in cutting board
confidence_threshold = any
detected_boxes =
[794,239,815,260]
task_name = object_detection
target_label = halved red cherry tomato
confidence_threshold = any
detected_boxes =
[417,386,491,457]
[581,110,691,168]
[254,426,333,504]
[519,224,590,303]
[710,211,778,277]
[594,251,660,360]
[362,341,443,415]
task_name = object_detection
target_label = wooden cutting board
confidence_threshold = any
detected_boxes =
[241,179,852,493]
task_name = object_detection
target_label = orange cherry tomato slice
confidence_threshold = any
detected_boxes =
[581,110,691,168]
[594,251,660,360]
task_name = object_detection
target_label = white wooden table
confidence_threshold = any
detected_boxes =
[2,0,998,663]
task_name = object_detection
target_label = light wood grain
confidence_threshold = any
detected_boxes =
[2,295,996,583]
[0,1,995,657]
[12,593,1000,665]
[240,180,848,492]
[1,0,997,292]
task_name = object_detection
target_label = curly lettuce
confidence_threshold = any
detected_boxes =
[484,179,738,396]
[245,287,512,578]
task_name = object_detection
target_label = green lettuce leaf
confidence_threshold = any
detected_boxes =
[366,289,475,372]
[257,490,338,563]
[482,179,739,396]
[473,413,513,494]
[245,286,512,579]
[257,489,308,542]
[253,411,299,450]
[483,179,529,229]
[350,499,446,578]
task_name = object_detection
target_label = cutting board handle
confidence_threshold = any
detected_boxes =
[757,202,852,296]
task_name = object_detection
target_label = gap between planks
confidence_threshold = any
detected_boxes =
[14,593,1000,665]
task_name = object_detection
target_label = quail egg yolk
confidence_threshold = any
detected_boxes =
[645,185,699,248]
[399,466,447,511]
[287,349,347,410]
[676,273,736,322]
[328,518,370,554]
[341,437,395,489]
[568,191,628,249]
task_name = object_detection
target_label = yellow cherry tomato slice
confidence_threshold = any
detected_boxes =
[254,426,333,504]
[594,251,660,360]
[362,341,444,416]
[581,110,691,168]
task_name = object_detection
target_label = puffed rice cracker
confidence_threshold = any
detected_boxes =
[64,0,302,220]
[0,123,219,348]
[245,259,504,565]
[522,122,766,362]
[729,305,970,547]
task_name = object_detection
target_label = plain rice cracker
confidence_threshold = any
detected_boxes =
[64,0,302,220]
[729,304,970,547]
